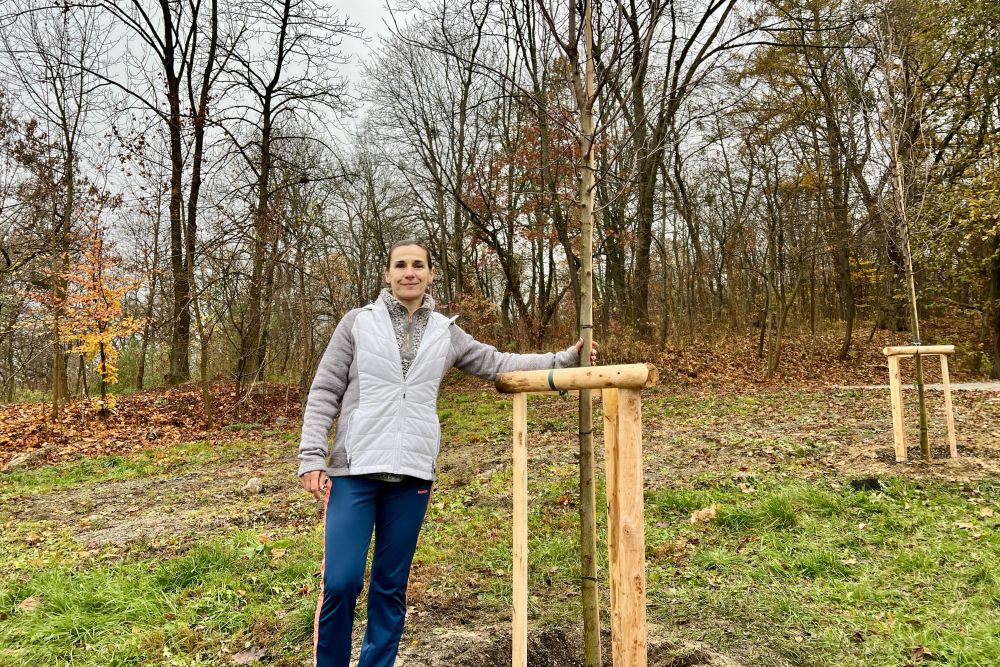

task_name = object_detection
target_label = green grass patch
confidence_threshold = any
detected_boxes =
[0,530,322,666]
[644,477,1000,665]
[221,423,264,432]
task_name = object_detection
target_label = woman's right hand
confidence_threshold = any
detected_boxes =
[301,470,330,501]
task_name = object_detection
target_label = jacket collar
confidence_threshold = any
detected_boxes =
[378,287,436,315]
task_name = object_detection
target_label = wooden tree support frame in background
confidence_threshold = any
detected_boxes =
[882,345,958,462]
[496,363,658,667]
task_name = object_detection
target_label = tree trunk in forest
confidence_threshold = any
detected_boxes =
[50,122,75,417]
[184,0,218,404]
[96,341,109,418]
[165,23,191,386]
[823,112,854,361]
[51,336,64,419]
[633,151,657,334]
[136,206,163,390]
[884,222,910,331]
[235,0,292,401]
[81,355,89,396]
[256,237,283,381]
[988,231,999,379]
[237,227,268,396]
[191,268,214,428]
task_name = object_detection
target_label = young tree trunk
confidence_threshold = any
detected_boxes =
[571,2,600,662]
[97,340,109,419]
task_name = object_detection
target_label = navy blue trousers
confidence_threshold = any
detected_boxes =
[314,475,433,667]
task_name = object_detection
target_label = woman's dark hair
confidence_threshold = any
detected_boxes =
[385,238,433,270]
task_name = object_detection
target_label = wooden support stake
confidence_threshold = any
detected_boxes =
[602,388,622,667]
[940,355,958,458]
[888,354,907,462]
[512,392,528,667]
[616,388,647,667]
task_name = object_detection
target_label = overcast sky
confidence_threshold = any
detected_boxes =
[337,0,390,83]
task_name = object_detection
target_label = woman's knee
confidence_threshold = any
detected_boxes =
[322,569,365,601]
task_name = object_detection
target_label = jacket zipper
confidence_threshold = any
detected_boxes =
[405,312,414,354]
[395,311,415,472]
[395,379,407,472]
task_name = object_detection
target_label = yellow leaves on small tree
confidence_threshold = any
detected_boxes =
[60,221,143,416]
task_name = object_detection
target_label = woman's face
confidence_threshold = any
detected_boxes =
[384,245,435,305]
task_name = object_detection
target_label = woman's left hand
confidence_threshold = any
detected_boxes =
[575,339,599,365]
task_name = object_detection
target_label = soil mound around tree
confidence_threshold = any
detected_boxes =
[396,626,745,667]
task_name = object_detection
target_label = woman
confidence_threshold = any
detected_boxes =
[298,239,597,667]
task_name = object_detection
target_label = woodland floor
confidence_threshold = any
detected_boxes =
[2,327,1000,666]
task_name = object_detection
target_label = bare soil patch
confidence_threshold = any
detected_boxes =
[395,626,747,667]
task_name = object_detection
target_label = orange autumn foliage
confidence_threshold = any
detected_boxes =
[59,223,143,412]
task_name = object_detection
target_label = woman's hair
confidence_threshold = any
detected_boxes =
[385,238,434,270]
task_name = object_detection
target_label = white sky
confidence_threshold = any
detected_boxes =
[335,0,391,83]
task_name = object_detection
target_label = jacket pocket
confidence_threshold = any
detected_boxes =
[342,410,358,466]
[429,418,442,465]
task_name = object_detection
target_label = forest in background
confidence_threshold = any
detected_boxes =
[0,0,998,418]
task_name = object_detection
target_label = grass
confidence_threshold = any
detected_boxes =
[644,478,1000,666]
[1,388,999,665]
[0,531,322,666]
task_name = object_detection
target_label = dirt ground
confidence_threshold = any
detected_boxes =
[6,441,308,555]
[394,626,745,666]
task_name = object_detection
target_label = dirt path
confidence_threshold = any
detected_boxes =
[834,382,1000,391]
[5,441,313,554]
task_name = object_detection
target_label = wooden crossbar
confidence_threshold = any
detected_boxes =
[496,363,657,394]
[882,344,955,356]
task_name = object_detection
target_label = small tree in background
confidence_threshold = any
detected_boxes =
[60,220,143,418]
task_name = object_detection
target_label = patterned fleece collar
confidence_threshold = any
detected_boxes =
[379,287,435,314]
[379,288,435,378]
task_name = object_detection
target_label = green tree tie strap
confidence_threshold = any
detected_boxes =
[547,369,569,396]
